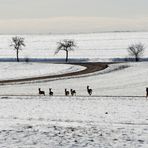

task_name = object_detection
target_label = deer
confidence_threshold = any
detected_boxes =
[49,88,53,96]
[146,87,148,98]
[70,89,76,96]
[38,88,45,96]
[65,89,69,96]
[87,85,92,96]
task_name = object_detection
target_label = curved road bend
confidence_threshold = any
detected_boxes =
[0,62,108,85]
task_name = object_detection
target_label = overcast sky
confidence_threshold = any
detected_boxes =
[0,0,148,34]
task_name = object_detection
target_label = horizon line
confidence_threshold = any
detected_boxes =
[0,30,148,35]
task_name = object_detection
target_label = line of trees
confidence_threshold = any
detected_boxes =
[10,36,76,63]
[10,36,145,63]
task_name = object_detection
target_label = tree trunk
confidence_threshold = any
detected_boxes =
[66,50,68,62]
[16,49,19,62]
[135,55,139,62]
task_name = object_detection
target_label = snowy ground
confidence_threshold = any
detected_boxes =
[0,62,148,147]
[0,96,148,147]
[0,32,148,147]
[0,62,85,80]
[0,32,148,61]
[0,62,147,96]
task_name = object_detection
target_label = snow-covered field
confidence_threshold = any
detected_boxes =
[0,32,148,61]
[0,62,85,80]
[0,62,147,96]
[0,32,148,147]
[0,96,148,147]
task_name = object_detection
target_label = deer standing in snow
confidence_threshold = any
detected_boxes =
[146,87,148,98]
[38,88,45,96]
[87,85,92,96]
[49,88,53,96]
[70,89,76,96]
[65,89,69,96]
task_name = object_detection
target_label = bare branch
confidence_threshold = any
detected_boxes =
[127,42,145,62]
[10,36,25,62]
[55,39,76,62]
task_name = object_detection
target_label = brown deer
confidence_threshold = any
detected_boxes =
[65,89,69,96]
[38,88,45,96]
[70,89,76,96]
[49,88,53,96]
[87,85,92,96]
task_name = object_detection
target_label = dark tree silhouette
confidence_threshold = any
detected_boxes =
[10,36,25,62]
[55,40,76,62]
[128,43,145,62]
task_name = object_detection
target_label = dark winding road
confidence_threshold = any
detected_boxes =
[0,62,108,85]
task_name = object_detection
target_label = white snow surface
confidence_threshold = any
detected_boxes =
[0,62,147,96]
[0,62,85,80]
[0,96,148,147]
[0,32,148,61]
[0,32,148,147]
[0,62,148,147]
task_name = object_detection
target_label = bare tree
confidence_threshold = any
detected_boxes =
[55,39,76,62]
[10,36,25,62]
[127,43,145,62]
